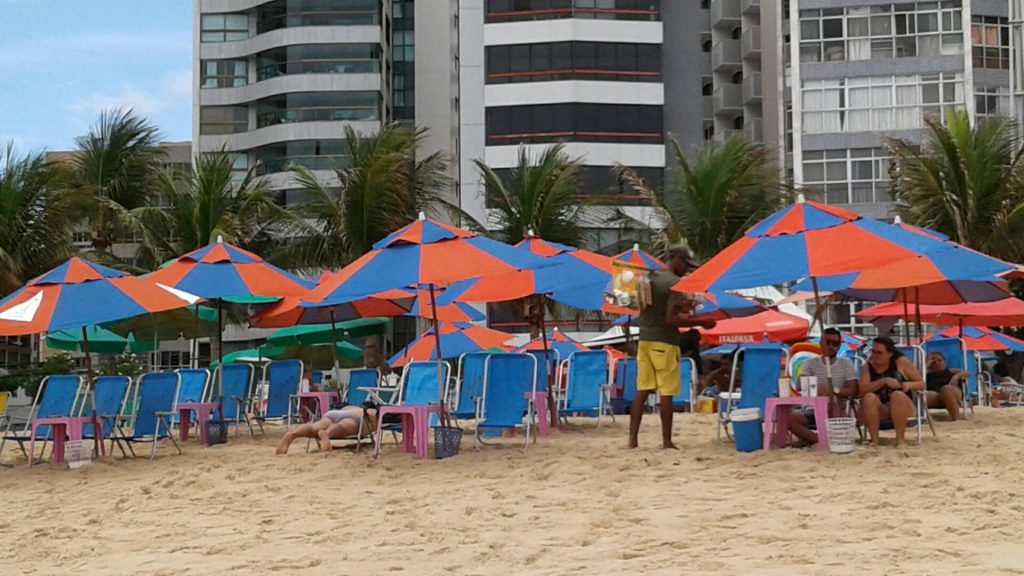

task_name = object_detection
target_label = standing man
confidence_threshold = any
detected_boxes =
[787,327,859,445]
[629,246,716,449]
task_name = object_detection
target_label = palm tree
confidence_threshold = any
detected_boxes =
[474,144,585,247]
[889,109,1024,263]
[66,108,162,258]
[131,151,288,268]
[281,122,452,272]
[0,144,73,295]
[619,135,789,261]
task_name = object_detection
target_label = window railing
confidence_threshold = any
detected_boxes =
[257,10,380,33]
[487,69,660,83]
[257,59,379,80]
[256,106,379,128]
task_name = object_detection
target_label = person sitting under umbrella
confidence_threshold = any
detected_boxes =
[275,403,379,455]
[787,327,859,446]
[990,362,1019,407]
[924,351,964,421]
[859,337,925,448]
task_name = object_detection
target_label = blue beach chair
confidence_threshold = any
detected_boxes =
[476,353,538,451]
[450,353,489,422]
[923,337,975,417]
[616,357,638,407]
[559,350,613,427]
[118,371,181,459]
[256,360,302,434]
[344,368,381,407]
[0,374,83,464]
[81,375,132,457]
[717,344,786,442]
[172,368,211,428]
[219,364,255,436]
[673,357,699,409]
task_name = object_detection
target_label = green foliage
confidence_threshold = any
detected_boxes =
[889,110,1024,263]
[99,353,145,379]
[617,135,790,260]
[0,352,75,398]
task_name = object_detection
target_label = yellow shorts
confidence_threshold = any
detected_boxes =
[637,340,681,396]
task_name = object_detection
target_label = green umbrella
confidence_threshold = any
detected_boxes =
[224,295,281,305]
[46,325,157,354]
[267,318,391,347]
[102,304,219,340]
[212,341,363,370]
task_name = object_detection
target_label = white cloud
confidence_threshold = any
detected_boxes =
[0,31,189,68]
[64,70,193,135]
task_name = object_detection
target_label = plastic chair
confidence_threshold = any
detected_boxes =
[0,374,82,464]
[717,344,786,442]
[81,375,132,457]
[476,353,538,452]
[559,350,614,427]
[219,364,255,436]
[257,360,302,434]
[117,372,182,459]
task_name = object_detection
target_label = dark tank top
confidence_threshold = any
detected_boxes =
[868,361,905,403]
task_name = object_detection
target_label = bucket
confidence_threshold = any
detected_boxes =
[826,417,856,454]
[731,407,762,453]
[696,397,716,414]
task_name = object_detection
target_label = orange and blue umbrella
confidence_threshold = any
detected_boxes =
[856,297,1024,327]
[615,244,664,270]
[611,291,764,325]
[515,330,588,358]
[0,257,200,336]
[924,326,1024,352]
[388,322,515,367]
[676,198,1014,297]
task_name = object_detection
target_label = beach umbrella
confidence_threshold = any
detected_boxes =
[811,330,865,348]
[698,309,810,345]
[251,290,414,328]
[515,329,588,358]
[856,298,1024,328]
[102,304,220,340]
[614,244,664,269]
[388,322,516,367]
[145,238,310,384]
[212,340,363,369]
[266,318,392,347]
[46,324,157,354]
[303,214,550,423]
[923,326,1024,352]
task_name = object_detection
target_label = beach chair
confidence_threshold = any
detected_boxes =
[558,350,613,427]
[449,353,490,423]
[344,368,380,407]
[717,344,785,442]
[256,360,302,434]
[0,374,83,464]
[672,357,699,410]
[524,349,560,393]
[116,371,181,459]
[615,357,638,407]
[923,337,975,416]
[81,375,132,457]
[218,364,255,436]
[893,344,935,443]
[476,353,538,452]
[172,368,212,430]
[372,361,451,458]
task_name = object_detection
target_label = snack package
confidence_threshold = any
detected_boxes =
[605,260,649,311]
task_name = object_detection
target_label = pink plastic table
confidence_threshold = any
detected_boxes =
[763,396,830,451]
[177,402,220,443]
[373,404,442,459]
[28,416,104,468]
[525,392,549,436]
[294,391,339,422]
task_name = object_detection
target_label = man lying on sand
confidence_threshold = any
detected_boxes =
[276,404,378,454]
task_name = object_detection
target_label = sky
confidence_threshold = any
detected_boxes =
[0,0,193,152]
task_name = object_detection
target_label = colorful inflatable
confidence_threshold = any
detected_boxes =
[787,342,822,397]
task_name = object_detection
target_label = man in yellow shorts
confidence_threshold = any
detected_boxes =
[629,246,716,449]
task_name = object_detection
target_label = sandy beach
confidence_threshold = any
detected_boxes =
[2,409,1024,575]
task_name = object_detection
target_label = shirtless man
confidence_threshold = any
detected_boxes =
[275,404,377,454]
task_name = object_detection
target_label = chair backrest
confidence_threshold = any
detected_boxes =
[480,353,536,428]
[133,372,180,438]
[82,375,131,437]
[345,368,380,406]
[175,368,210,405]
[922,338,975,396]
[265,360,302,418]
[453,353,489,417]
[523,349,559,393]
[30,374,82,439]
[616,357,638,404]
[563,351,609,413]
[735,345,785,411]
[401,361,450,407]
[311,370,323,386]
[220,364,254,420]
[674,357,698,407]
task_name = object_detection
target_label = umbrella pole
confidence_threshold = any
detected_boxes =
[811,278,824,333]
[539,299,557,429]
[192,305,199,369]
[901,289,911,346]
[81,326,99,457]
[428,284,448,427]
[217,298,224,399]
[914,287,923,345]
[329,310,340,386]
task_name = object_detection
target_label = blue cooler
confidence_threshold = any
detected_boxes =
[732,407,762,452]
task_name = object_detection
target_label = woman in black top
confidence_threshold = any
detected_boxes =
[859,337,925,448]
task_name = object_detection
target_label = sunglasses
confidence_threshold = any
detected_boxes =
[822,339,842,347]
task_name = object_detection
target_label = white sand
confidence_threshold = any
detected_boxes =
[2,409,1024,575]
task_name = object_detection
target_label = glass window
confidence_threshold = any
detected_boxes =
[257,0,381,33]
[485,41,661,83]
[486,103,663,144]
[255,91,381,127]
[199,106,248,135]
[201,60,247,88]
[201,13,248,42]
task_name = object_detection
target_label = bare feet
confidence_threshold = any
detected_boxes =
[317,430,333,453]
[628,438,638,449]
[275,434,292,455]
[662,442,680,450]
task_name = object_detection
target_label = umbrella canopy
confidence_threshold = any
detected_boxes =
[213,341,363,369]
[0,257,200,336]
[857,298,1024,327]
[304,216,551,306]
[893,217,949,241]
[699,309,810,345]
[923,326,1024,352]
[515,329,588,358]
[267,318,392,347]
[103,304,219,340]
[610,291,764,324]
[388,322,516,367]
[46,324,157,354]
[251,289,414,328]
[676,197,1014,296]
[146,239,310,300]
[614,244,664,270]
[811,330,865,348]
[436,234,613,310]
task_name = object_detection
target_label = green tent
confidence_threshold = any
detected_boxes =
[267,318,391,347]
[46,325,158,354]
[211,340,363,370]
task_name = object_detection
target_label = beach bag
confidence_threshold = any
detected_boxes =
[205,420,228,446]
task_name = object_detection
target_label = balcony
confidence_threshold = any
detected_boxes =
[713,84,742,116]
[710,0,740,30]
[712,39,741,73]
[742,25,761,62]
[745,117,763,142]
[743,71,761,104]
[742,0,759,15]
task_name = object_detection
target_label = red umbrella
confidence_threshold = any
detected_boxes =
[857,297,1024,327]
[698,309,810,345]
[923,326,1024,352]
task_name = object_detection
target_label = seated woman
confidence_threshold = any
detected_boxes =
[859,337,925,448]
[924,351,965,421]
[275,403,378,455]
[991,362,1021,407]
